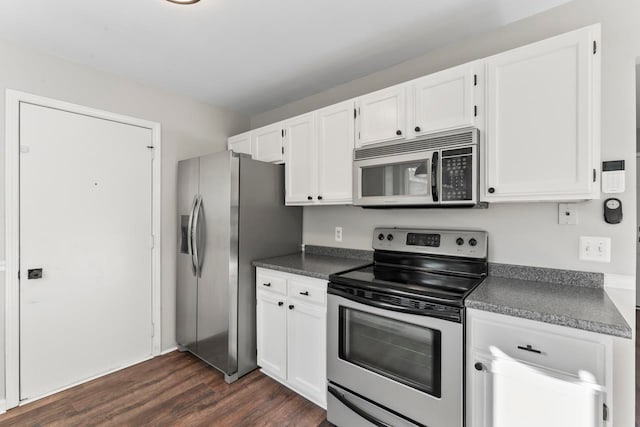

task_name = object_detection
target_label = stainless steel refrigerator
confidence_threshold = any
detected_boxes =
[176,151,302,382]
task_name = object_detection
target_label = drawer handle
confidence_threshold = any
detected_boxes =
[263,283,271,287]
[517,344,542,354]
[288,304,295,310]
[299,291,309,296]
[278,301,284,306]
[474,362,484,371]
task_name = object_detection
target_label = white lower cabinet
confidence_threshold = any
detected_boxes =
[256,268,327,408]
[466,309,612,427]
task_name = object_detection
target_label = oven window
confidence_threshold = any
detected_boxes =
[361,160,429,198]
[339,307,441,397]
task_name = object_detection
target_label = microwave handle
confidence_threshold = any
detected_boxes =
[431,151,439,202]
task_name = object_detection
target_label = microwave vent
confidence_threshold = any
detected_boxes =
[354,127,478,160]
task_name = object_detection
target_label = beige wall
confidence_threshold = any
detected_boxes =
[0,38,249,401]
[252,1,638,424]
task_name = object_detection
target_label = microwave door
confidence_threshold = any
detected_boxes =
[354,151,435,206]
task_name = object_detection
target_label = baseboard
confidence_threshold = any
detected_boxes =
[0,399,6,414]
[160,346,178,355]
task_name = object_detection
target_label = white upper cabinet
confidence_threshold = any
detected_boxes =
[316,100,355,204]
[252,122,284,163]
[410,62,479,137]
[284,113,316,204]
[356,84,407,147]
[483,24,601,202]
[227,131,252,157]
[285,101,355,206]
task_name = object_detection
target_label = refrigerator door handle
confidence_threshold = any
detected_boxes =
[192,195,203,277]
[187,195,199,275]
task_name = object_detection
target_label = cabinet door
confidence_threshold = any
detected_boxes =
[356,84,406,147]
[227,132,252,156]
[256,290,287,380]
[284,113,316,205]
[316,100,355,204]
[484,26,600,201]
[411,63,477,136]
[252,123,284,163]
[287,301,326,406]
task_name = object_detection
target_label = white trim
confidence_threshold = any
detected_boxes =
[604,273,635,290]
[0,399,6,415]
[4,89,162,409]
[160,346,179,356]
[0,260,5,272]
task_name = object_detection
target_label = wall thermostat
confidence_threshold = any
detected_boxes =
[604,198,622,224]
[601,160,625,193]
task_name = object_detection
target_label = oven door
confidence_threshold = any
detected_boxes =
[327,293,463,427]
[353,150,437,207]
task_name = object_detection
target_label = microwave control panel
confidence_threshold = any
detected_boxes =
[441,147,473,202]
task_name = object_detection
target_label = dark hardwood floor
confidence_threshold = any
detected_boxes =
[0,351,329,426]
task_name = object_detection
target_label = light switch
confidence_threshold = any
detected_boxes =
[579,236,611,263]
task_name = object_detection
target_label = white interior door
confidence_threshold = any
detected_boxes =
[19,103,154,401]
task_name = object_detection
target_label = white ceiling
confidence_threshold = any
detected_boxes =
[0,0,572,115]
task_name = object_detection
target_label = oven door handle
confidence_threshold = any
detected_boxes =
[328,386,393,427]
[329,286,461,322]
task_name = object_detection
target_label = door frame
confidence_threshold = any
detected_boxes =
[4,90,162,409]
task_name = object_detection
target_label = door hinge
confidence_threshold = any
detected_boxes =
[603,403,608,421]
[151,322,155,338]
[354,108,357,119]
[474,105,478,117]
[281,129,284,138]
[593,168,597,182]
[147,146,155,159]
[473,74,477,86]
[17,271,20,280]
[281,146,284,155]
[150,234,155,249]
[593,40,597,55]
[358,131,361,140]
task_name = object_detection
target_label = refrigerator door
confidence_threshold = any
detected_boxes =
[196,151,238,376]
[176,158,200,353]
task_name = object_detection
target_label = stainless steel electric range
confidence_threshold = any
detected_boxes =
[326,227,488,427]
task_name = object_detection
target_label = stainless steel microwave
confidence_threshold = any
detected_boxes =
[353,127,479,207]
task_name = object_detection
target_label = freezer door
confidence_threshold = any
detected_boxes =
[196,151,238,376]
[176,157,199,352]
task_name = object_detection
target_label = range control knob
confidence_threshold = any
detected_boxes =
[387,234,394,241]
[456,237,465,246]
[469,238,478,247]
[378,233,385,241]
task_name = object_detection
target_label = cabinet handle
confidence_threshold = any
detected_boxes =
[488,187,495,194]
[414,126,421,132]
[474,362,484,371]
[278,301,284,306]
[307,196,312,200]
[299,291,309,296]
[263,283,271,287]
[317,196,323,200]
[517,344,542,354]
[288,304,295,310]
[396,130,402,136]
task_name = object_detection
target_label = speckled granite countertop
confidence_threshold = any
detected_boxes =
[466,276,632,339]
[252,246,372,280]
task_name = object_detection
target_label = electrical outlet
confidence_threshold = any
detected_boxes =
[335,227,343,242]
[558,203,578,225]
[579,236,611,263]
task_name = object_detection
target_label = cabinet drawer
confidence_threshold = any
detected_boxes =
[256,271,287,295]
[471,316,605,383]
[289,278,326,306]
